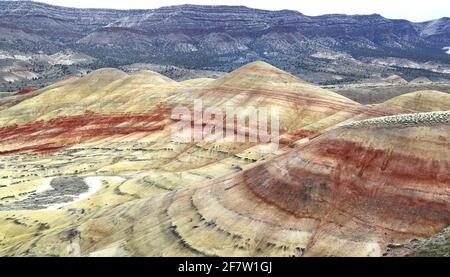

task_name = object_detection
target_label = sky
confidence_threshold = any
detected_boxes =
[35,0,450,22]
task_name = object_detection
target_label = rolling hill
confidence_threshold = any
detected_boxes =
[0,61,448,257]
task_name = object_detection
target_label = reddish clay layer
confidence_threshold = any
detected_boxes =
[13,87,39,96]
[229,135,450,242]
[0,105,172,155]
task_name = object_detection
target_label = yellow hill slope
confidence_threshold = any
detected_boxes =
[381,90,450,112]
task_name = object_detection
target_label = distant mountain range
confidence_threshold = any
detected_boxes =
[1,0,450,90]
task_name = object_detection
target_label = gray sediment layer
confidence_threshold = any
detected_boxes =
[0,176,88,211]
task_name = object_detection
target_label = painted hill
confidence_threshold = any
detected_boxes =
[1,110,448,257]
[381,90,450,112]
[410,77,433,84]
[168,61,374,136]
[0,61,448,257]
[0,61,370,153]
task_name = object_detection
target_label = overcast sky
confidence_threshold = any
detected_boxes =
[35,0,449,22]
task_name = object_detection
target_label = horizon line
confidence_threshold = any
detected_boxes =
[5,1,444,23]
